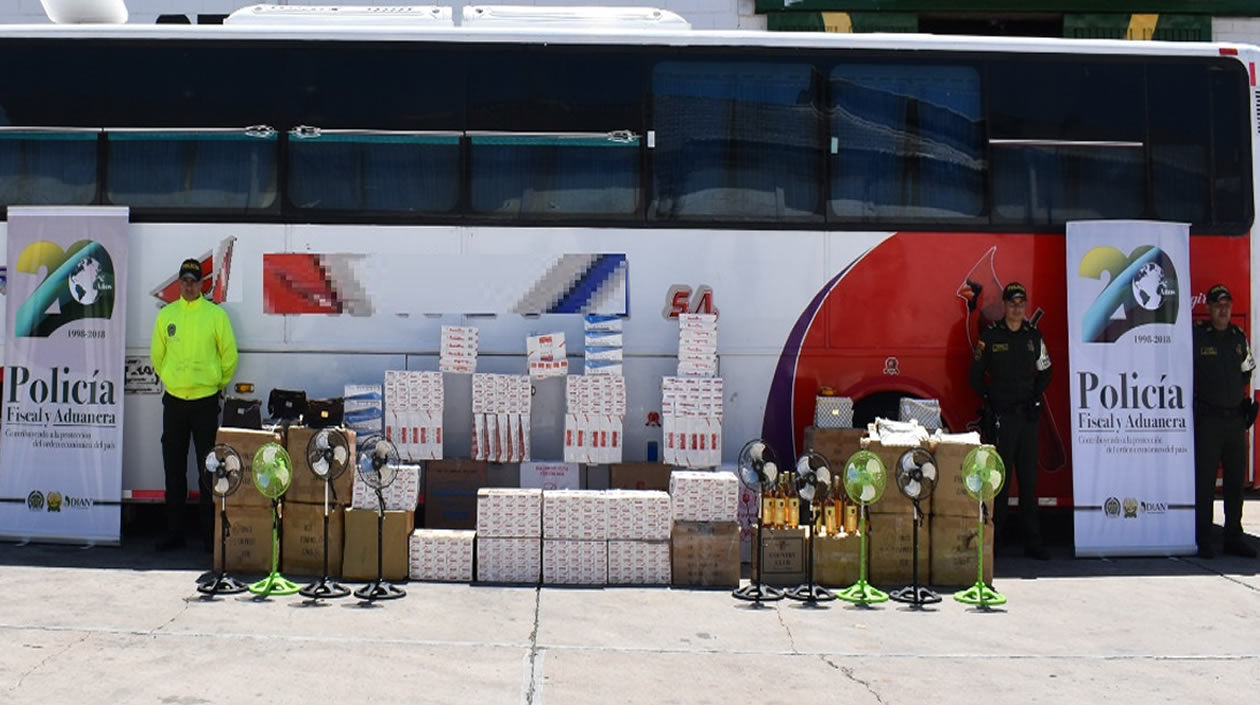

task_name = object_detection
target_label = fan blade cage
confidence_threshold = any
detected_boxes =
[306,428,349,481]
[357,435,401,489]
[961,445,1006,501]
[738,439,780,490]
[206,444,243,497]
[895,448,938,501]
[252,442,294,499]
[842,450,887,506]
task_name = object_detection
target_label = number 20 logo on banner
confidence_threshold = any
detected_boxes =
[13,240,116,338]
[1078,245,1179,344]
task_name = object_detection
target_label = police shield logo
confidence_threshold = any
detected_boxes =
[167,323,176,337]
[13,239,116,338]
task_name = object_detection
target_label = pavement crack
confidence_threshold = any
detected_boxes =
[524,587,542,705]
[1175,557,1260,594]
[836,661,888,705]
[9,632,90,693]
[154,598,193,634]
[776,604,800,654]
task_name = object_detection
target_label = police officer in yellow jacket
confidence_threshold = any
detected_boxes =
[150,258,238,551]
[1192,284,1257,559]
[969,282,1053,560]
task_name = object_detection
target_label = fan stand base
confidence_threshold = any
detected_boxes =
[299,577,351,600]
[836,579,889,605]
[889,585,942,607]
[196,573,249,597]
[732,583,785,604]
[354,581,406,601]
[786,584,836,603]
[954,581,1007,607]
[249,572,302,597]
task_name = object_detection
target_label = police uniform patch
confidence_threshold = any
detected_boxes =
[992,343,1009,352]
[1027,340,1035,352]
[167,323,176,337]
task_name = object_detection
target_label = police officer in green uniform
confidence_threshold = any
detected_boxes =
[969,282,1052,560]
[1192,284,1257,559]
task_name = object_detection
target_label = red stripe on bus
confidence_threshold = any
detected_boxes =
[1220,47,1239,56]
[126,490,202,501]
[1251,62,1256,86]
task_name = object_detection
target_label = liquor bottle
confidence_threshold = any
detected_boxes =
[786,477,800,529]
[761,482,777,531]
[773,475,788,529]
[823,492,839,536]
[843,494,860,536]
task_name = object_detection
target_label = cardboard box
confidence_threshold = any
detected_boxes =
[477,537,541,584]
[802,427,866,470]
[860,439,933,517]
[543,490,609,540]
[521,462,580,491]
[284,426,356,505]
[351,464,421,512]
[476,488,542,538]
[341,509,413,581]
[216,428,284,509]
[608,540,671,585]
[281,501,344,577]
[610,463,673,492]
[813,533,861,587]
[930,514,994,586]
[606,490,672,541]
[424,459,487,529]
[867,511,931,586]
[669,470,739,522]
[930,441,983,518]
[212,506,274,574]
[543,539,608,585]
[671,521,740,588]
[408,529,475,582]
[750,526,808,587]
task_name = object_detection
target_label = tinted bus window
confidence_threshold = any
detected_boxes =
[1150,63,1211,224]
[469,133,640,217]
[0,131,97,207]
[1209,67,1252,228]
[992,145,1144,224]
[650,61,822,222]
[828,64,984,222]
[288,132,460,213]
[105,130,278,210]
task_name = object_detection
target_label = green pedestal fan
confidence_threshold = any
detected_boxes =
[953,444,1007,608]
[835,449,889,605]
[248,442,301,597]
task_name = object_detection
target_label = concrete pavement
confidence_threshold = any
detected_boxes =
[1,501,1257,705]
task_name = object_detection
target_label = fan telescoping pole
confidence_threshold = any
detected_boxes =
[300,476,351,600]
[889,499,941,607]
[355,486,405,601]
[301,430,351,600]
[954,498,1007,607]
[954,445,1007,608]
[733,439,784,605]
[197,490,249,596]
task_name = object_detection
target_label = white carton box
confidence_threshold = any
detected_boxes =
[605,490,671,541]
[543,539,608,585]
[408,529,475,582]
[669,470,739,522]
[477,537,541,584]
[543,489,609,540]
[607,540,671,585]
[476,488,542,538]
[351,464,421,511]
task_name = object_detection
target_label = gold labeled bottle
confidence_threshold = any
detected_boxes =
[843,494,860,536]
[773,476,788,529]
[761,485,777,531]
[823,494,838,536]
[786,478,800,529]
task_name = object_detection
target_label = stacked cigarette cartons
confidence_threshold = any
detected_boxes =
[352,463,421,512]
[564,375,627,464]
[677,313,718,377]
[408,529,475,582]
[584,314,623,376]
[344,384,384,436]
[670,470,740,586]
[606,489,672,585]
[477,488,543,583]
[439,326,478,374]
[471,373,531,463]
[383,370,443,461]
[661,377,723,468]
[527,332,569,378]
[543,490,608,584]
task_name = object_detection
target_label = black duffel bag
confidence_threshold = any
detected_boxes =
[306,397,344,428]
[268,388,307,423]
[222,397,263,430]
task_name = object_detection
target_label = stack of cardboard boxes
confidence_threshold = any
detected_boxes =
[475,488,542,583]
[929,440,993,586]
[213,427,285,574]
[669,471,740,587]
[862,437,932,587]
[606,490,672,585]
[343,449,418,581]
[542,490,608,584]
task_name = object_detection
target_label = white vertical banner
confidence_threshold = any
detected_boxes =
[1067,220,1195,557]
[0,207,129,544]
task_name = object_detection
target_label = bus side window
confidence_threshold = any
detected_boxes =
[0,131,98,207]
[649,60,823,223]
[287,131,460,214]
[104,129,278,211]
[828,63,984,223]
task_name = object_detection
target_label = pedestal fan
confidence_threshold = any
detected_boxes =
[354,435,406,601]
[196,443,249,596]
[954,445,1007,608]
[888,448,941,607]
[248,442,301,597]
[786,451,835,603]
[299,428,352,600]
[834,449,889,605]
[732,439,784,605]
